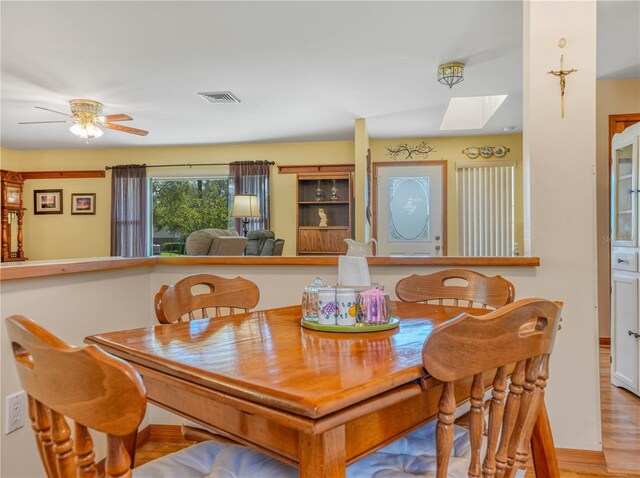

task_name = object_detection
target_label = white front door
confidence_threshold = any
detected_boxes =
[375,162,445,256]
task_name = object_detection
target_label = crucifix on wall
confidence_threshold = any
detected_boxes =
[548,54,577,119]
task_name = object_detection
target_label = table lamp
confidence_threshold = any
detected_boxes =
[231,194,261,236]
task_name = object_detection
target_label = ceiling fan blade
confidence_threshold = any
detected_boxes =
[105,114,133,122]
[34,106,73,117]
[18,120,73,124]
[103,123,149,136]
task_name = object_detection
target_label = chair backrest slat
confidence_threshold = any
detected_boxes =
[154,274,260,324]
[74,423,98,478]
[31,398,59,478]
[51,410,75,477]
[483,366,508,477]
[106,435,133,478]
[494,360,526,477]
[468,373,484,478]
[396,269,515,310]
[435,381,456,478]
[6,315,146,478]
[422,298,562,477]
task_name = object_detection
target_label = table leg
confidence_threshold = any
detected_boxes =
[299,425,346,478]
[530,402,560,478]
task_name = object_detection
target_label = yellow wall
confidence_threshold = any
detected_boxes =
[595,79,640,337]
[0,147,19,171]
[369,134,524,255]
[12,141,355,258]
[7,133,522,259]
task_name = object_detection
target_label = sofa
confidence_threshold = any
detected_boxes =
[245,230,284,256]
[185,229,248,256]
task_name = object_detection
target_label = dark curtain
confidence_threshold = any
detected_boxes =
[229,161,271,233]
[110,164,148,257]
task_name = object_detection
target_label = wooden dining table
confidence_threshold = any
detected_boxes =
[85,302,560,477]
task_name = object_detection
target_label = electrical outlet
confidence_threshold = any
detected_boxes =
[5,391,26,435]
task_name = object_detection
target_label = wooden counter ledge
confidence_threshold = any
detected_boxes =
[1,255,540,281]
[0,257,155,281]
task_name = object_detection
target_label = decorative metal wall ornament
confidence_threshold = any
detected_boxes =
[437,62,465,88]
[461,146,510,159]
[548,54,577,119]
[385,141,436,160]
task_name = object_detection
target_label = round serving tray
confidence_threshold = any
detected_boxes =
[300,316,399,333]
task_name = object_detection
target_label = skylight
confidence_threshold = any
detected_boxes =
[440,95,508,131]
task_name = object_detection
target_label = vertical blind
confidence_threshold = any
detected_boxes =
[457,161,515,257]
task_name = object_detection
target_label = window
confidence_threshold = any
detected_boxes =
[150,177,231,255]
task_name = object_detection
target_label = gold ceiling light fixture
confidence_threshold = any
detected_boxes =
[18,99,149,141]
[437,62,465,88]
[69,99,104,139]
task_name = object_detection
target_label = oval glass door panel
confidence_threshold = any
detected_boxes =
[388,177,429,241]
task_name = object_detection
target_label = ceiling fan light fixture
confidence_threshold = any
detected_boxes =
[438,62,465,88]
[70,122,103,139]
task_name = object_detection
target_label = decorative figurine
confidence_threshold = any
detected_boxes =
[315,180,324,201]
[318,208,328,227]
[331,179,339,201]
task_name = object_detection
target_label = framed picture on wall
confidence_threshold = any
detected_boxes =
[71,193,96,215]
[34,189,63,214]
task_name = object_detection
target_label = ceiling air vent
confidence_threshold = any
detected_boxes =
[197,91,241,104]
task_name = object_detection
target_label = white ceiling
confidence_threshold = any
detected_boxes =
[0,1,636,151]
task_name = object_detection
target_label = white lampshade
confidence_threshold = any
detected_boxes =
[70,122,103,139]
[231,194,261,218]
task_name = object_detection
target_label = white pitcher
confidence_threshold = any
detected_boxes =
[344,238,377,257]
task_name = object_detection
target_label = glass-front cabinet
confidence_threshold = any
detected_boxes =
[610,121,640,398]
[612,130,639,247]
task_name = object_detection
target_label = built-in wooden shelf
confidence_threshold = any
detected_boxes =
[297,173,353,255]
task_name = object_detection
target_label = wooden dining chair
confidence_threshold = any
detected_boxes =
[154,273,260,442]
[5,315,231,478]
[422,298,563,478]
[154,273,260,324]
[395,269,515,309]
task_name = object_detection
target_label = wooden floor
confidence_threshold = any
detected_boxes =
[599,346,640,475]
[135,346,640,476]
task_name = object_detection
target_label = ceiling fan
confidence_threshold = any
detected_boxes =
[18,99,149,139]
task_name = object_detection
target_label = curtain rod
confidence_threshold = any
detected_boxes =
[105,161,275,171]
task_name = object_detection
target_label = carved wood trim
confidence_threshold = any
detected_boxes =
[20,170,105,179]
[278,164,355,174]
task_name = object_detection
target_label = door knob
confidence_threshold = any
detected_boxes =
[617,258,627,264]
[435,235,441,241]
[628,330,640,338]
